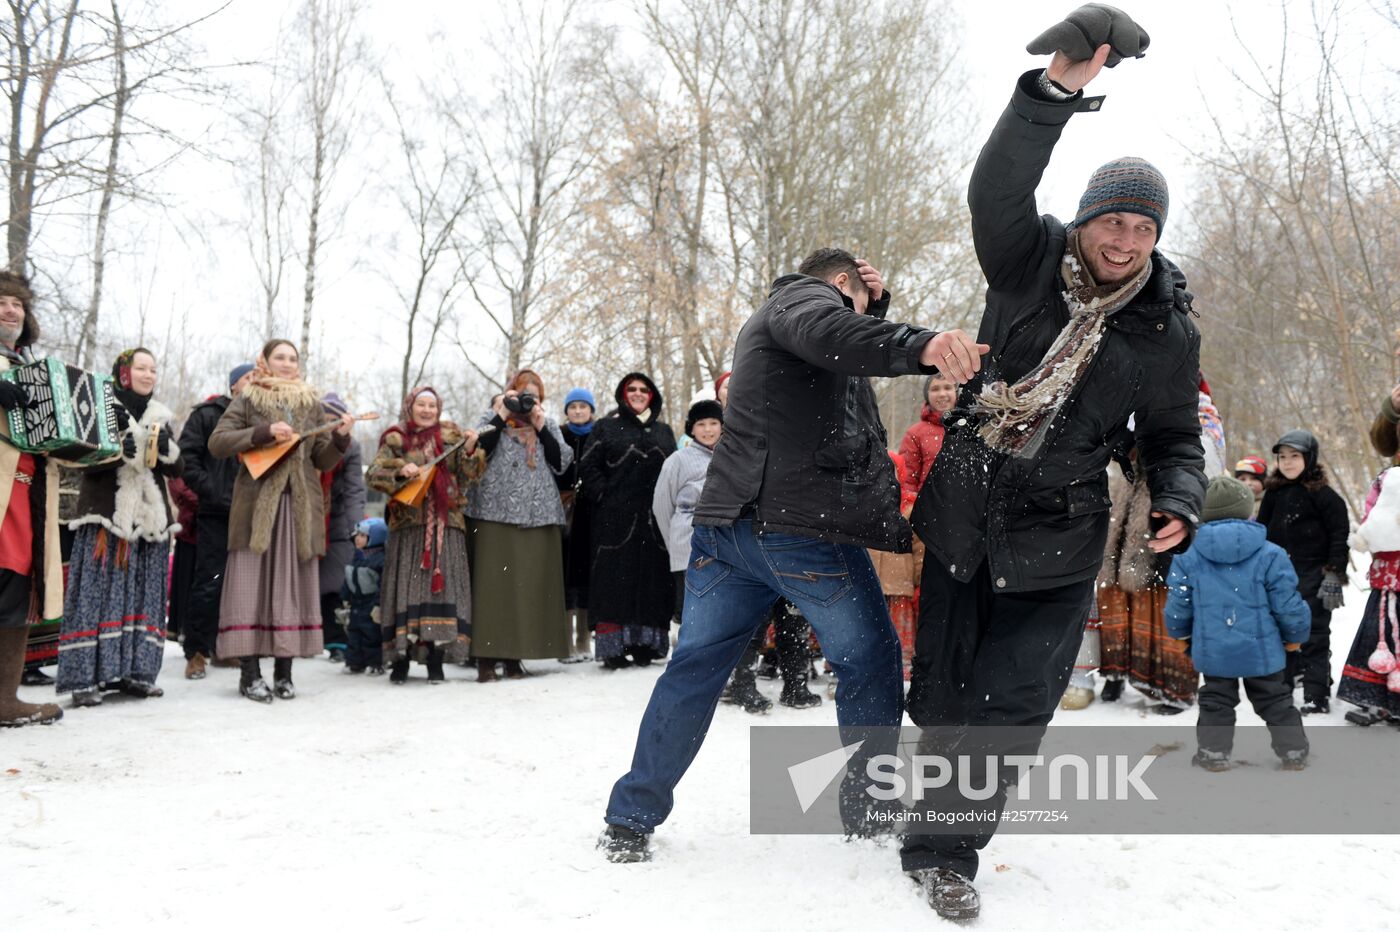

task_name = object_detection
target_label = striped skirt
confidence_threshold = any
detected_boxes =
[56,525,169,694]
[1099,584,1198,707]
[380,523,472,665]
[215,492,323,659]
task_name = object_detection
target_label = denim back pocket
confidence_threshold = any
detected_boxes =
[686,525,732,598]
[757,532,852,607]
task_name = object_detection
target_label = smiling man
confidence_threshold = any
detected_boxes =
[901,29,1208,920]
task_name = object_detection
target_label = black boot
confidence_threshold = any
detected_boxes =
[239,658,272,703]
[426,648,445,684]
[776,603,820,709]
[723,644,771,714]
[390,658,410,684]
[1101,679,1124,702]
[910,868,980,921]
[272,658,295,699]
[597,824,651,863]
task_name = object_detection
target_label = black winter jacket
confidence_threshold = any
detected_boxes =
[693,275,938,551]
[911,71,1207,592]
[178,396,239,515]
[1258,479,1349,586]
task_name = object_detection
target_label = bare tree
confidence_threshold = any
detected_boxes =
[384,88,480,400]
[441,0,592,383]
[294,0,365,362]
[237,53,296,340]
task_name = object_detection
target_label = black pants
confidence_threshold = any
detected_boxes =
[183,512,229,660]
[1198,671,1307,758]
[900,558,1093,880]
[771,599,812,684]
[1285,597,1332,702]
[321,592,347,651]
[673,571,686,622]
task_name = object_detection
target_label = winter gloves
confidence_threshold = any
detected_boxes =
[0,380,29,411]
[1026,3,1150,67]
[1317,571,1346,611]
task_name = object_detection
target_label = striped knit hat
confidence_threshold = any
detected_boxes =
[1069,157,1168,240]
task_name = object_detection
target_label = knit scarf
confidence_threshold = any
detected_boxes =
[505,415,539,469]
[974,227,1152,458]
[565,420,593,437]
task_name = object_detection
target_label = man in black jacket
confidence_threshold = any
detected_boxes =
[176,363,253,679]
[599,248,986,864]
[900,40,1208,919]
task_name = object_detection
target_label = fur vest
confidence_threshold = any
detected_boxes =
[1096,467,1166,593]
[207,378,348,563]
[70,401,183,542]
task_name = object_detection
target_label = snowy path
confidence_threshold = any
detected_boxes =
[3,591,1396,929]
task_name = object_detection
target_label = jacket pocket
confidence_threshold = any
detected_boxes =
[758,533,852,607]
[686,525,731,598]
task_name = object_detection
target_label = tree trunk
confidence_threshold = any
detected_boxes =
[79,2,128,370]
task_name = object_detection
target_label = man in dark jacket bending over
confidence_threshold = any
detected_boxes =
[900,29,1208,920]
[599,248,986,864]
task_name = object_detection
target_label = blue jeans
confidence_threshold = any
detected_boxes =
[605,520,903,834]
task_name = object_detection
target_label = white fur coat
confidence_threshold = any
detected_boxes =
[69,400,181,542]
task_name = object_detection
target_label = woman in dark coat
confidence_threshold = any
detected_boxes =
[578,372,676,668]
[557,387,596,661]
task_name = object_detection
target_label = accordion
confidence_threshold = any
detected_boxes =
[0,357,121,465]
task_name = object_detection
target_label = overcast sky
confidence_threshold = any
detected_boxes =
[85,0,1392,408]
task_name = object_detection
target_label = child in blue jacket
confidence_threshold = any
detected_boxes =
[342,518,388,675]
[1165,476,1312,771]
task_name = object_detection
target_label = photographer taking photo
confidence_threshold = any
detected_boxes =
[466,370,574,681]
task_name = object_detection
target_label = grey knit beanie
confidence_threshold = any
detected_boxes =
[1069,157,1169,239]
[1202,475,1255,523]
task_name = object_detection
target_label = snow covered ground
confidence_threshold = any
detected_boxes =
[4,585,1397,930]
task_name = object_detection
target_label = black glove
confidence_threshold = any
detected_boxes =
[1026,3,1150,67]
[0,380,29,411]
[1317,571,1345,611]
[113,403,131,432]
[122,433,137,460]
[157,425,174,457]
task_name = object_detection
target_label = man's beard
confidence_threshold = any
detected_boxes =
[0,323,22,347]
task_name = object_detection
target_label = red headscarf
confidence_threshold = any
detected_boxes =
[383,386,456,518]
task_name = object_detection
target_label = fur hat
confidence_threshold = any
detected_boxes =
[1069,156,1169,240]
[685,399,723,439]
[0,270,41,348]
[1202,475,1256,523]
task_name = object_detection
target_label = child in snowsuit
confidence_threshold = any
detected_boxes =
[1257,429,1350,714]
[342,518,387,675]
[1165,476,1312,771]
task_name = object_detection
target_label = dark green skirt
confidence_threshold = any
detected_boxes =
[468,519,568,660]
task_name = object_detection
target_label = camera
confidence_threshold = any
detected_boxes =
[504,392,538,414]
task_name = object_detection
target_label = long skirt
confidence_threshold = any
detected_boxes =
[215,493,322,659]
[1098,584,1198,707]
[56,525,169,694]
[167,538,197,642]
[380,523,472,665]
[469,519,568,660]
[1337,588,1400,718]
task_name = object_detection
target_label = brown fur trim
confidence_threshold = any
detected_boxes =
[241,377,322,420]
[1118,472,1162,593]
[1097,469,1133,590]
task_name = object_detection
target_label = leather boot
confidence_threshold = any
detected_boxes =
[775,603,820,709]
[426,647,445,684]
[477,658,498,683]
[0,627,62,726]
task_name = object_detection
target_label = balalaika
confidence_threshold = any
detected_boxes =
[0,357,121,465]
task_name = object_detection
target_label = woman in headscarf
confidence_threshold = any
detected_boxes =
[58,348,185,707]
[366,386,484,684]
[466,369,573,681]
[208,339,354,703]
[578,372,676,668]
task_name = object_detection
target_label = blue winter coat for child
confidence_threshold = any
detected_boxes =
[1163,518,1311,678]
[342,543,386,625]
